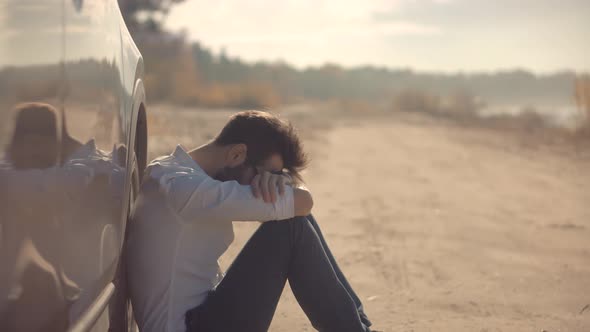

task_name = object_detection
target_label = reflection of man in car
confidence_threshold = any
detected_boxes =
[0,102,126,330]
[0,102,79,331]
[6,102,63,168]
[127,111,374,332]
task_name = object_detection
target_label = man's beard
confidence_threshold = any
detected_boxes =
[214,163,250,183]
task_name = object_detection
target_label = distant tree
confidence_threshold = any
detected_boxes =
[573,74,590,136]
[118,0,185,33]
[575,75,590,117]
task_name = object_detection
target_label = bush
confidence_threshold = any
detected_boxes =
[392,89,441,114]
[185,83,280,109]
[440,91,483,117]
[392,89,482,118]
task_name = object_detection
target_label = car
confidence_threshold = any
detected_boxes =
[0,0,147,330]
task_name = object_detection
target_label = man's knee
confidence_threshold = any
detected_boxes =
[288,216,311,224]
[262,216,309,225]
[285,216,316,241]
[258,216,313,238]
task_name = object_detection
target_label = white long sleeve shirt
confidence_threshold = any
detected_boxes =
[127,145,295,332]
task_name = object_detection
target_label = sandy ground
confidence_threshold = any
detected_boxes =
[147,104,590,332]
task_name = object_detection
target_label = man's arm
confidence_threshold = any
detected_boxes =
[293,187,313,216]
[250,171,313,217]
[165,174,299,223]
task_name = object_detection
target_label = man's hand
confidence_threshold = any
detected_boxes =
[250,171,291,203]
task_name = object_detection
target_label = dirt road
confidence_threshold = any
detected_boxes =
[149,105,590,331]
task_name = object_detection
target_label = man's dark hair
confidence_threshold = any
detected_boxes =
[214,111,308,181]
[9,103,60,169]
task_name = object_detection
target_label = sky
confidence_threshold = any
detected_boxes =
[165,0,590,73]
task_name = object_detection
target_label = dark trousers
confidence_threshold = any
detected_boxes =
[185,215,371,332]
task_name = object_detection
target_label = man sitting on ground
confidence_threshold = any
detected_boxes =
[127,111,374,332]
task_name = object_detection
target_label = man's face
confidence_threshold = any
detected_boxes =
[215,153,284,185]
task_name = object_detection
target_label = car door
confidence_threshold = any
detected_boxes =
[0,0,135,330]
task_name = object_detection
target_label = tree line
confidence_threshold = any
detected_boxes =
[119,0,585,117]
